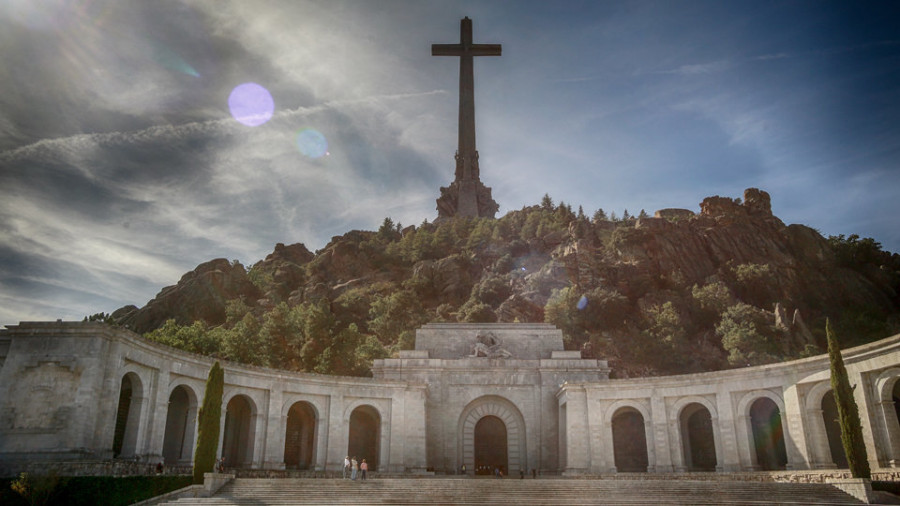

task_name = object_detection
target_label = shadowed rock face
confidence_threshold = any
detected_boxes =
[116,258,261,333]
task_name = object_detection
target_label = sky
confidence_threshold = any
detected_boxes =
[1,0,899,327]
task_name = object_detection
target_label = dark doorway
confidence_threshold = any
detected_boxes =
[162,386,193,465]
[893,380,900,435]
[612,408,648,472]
[348,406,379,471]
[222,395,254,468]
[474,415,508,475]
[112,373,142,458]
[112,375,134,457]
[749,398,787,470]
[821,390,848,468]
[285,402,316,470]
[681,403,717,471]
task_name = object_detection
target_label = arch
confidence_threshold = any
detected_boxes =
[749,397,787,470]
[679,402,717,471]
[222,394,256,468]
[348,405,380,472]
[611,406,649,472]
[162,384,198,465]
[458,396,527,475]
[474,415,508,475]
[821,390,848,468]
[285,401,317,470]
[112,372,144,458]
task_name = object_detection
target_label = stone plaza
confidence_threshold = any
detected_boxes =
[2,320,900,480]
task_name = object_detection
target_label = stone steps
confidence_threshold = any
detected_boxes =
[159,477,863,505]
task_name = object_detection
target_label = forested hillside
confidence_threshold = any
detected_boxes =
[101,188,900,378]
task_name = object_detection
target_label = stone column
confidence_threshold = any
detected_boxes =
[849,368,880,472]
[878,399,900,466]
[714,392,740,472]
[251,409,267,469]
[402,387,429,472]
[263,388,285,470]
[145,367,170,464]
[782,384,810,469]
[326,394,347,471]
[315,396,331,471]
[806,408,836,469]
[651,395,674,473]
[559,387,590,475]
[643,417,657,473]
[735,414,756,471]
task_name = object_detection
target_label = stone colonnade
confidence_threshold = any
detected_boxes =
[0,323,427,473]
[2,322,900,475]
[558,336,900,474]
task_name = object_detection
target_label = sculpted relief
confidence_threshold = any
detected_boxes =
[3,361,79,432]
[468,331,512,359]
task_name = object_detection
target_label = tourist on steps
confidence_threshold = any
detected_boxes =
[343,456,350,479]
[360,459,368,480]
[351,457,358,480]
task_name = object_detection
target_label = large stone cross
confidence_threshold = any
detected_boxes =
[432,17,500,220]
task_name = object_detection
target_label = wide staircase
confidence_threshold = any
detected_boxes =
[158,477,867,505]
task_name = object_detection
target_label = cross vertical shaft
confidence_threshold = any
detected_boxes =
[432,17,501,182]
[432,17,501,219]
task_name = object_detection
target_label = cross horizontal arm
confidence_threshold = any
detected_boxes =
[432,44,502,57]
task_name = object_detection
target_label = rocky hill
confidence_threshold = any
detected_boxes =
[109,188,900,377]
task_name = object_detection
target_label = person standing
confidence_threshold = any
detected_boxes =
[360,459,368,481]
[351,457,358,481]
[343,456,350,479]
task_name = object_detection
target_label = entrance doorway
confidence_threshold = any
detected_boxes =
[348,405,379,471]
[474,415,507,475]
[749,397,787,470]
[612,408,649,472]
[680,402,717,471]
[285,401,316,470]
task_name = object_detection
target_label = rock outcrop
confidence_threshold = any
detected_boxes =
[118,258,260,333]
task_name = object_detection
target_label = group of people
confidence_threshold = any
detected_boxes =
[342,456,368,481]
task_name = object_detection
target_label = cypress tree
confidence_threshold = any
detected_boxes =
[826,319,871,479]
[193,361,224,484]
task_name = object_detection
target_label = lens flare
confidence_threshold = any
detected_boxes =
[296,128,329,158]
[577,295,588,310]
[228,83,274,127]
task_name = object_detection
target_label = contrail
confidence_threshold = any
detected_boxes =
[0,89,448,163]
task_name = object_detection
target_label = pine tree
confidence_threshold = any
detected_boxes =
[826,319,871,479]
[193,361,224,484]
[592,208,607,222]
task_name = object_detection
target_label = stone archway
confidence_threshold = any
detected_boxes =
[749,397,787,470]
[222,395,255,468]
[680,402,717,471]
[285,401,317,470]
[348,405,380,472]
[612,407,649,472]
[821,390,848,468]
[162,385,197,465]
[459,396,526,475]
[112,372,144,458]
[474,415,508,474]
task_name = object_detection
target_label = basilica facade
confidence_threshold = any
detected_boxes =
[1,320,900,476]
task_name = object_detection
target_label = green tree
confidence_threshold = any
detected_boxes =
[368,290,427,343]
[221,313,268,366]
[716,303,779,366]
[826,319,871,479]
[193,361,224,484]
[540,193,554,210]
[592,208,607,222]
